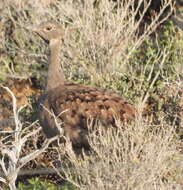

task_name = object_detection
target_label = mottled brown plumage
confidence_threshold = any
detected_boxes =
[33,21,136,149]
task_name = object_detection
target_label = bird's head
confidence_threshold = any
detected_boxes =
[32,21,65,43]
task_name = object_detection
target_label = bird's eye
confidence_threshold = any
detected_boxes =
[45,26,52,31]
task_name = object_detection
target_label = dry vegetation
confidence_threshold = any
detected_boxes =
[57,121,183,190]
[0,0,183,189]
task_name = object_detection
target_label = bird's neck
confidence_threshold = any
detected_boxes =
[46,39,65,91]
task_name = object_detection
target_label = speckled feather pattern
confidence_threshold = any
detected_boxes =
[39,83,136,148]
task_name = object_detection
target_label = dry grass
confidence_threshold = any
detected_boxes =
[0,0,183,189]
[0,0,174,81]
[56,119,183,190]
[0,87,60,190]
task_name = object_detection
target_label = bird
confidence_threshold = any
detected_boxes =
[32,21,136,150]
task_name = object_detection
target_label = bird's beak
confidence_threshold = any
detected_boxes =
[31,26,39,33]
[24,24,39,33]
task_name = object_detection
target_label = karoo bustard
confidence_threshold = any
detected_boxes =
[33,21,136,149]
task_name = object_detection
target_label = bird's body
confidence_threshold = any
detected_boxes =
[39,83,135,148]
[33,21,136,149]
